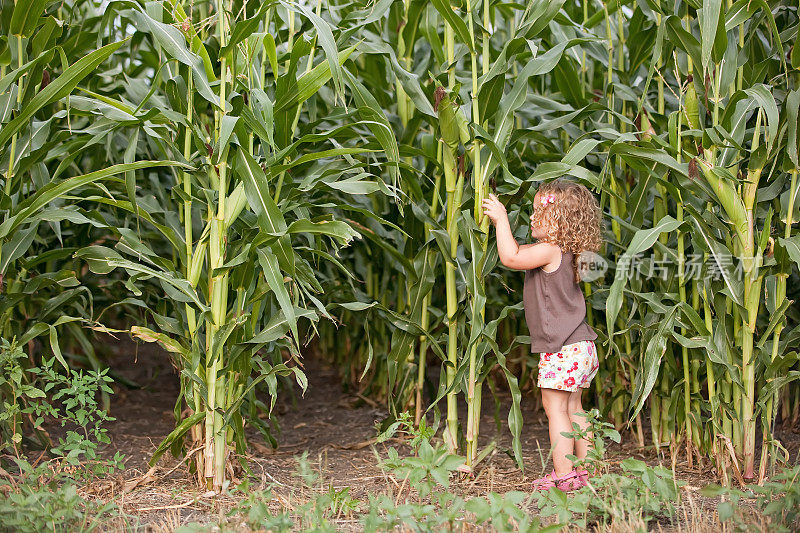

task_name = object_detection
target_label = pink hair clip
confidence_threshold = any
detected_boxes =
[540,194,555,206]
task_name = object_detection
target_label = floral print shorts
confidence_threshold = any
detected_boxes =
[537,340,599,392]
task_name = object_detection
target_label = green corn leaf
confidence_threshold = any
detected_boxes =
[629,307,677,421]
[430,0,474,52]
[263,34,278,79]
[74,246,207,310]
[482,39,592,179]
[247,310,295,345]
[287,219,360,245]
[218,1,279,59]
[235,149,288,236]
[9,0,48,37]
[274,44,356,112]
[606,216,683,347]
[778,235,800,272]
[161,0,216,81]
[0,161,188,241]
[30,15,62,58]
[664,16,702,72]
[725,0,751,29]
[358,38,436,117]
[743,85,779,152]
[343,69,400,185]
[785,89,799,166]
[130,10,218,107]
[241,90,276,150]
[282,0,346,101]
[610,143,688,177]
[522,0,567,38]
[756,298,791,351]
[723,0,787,77]
[687,207,744,309]
[793,24,800,70]
[699,0,723,71]
[149,412,205,466]
[0,39,126,149]
[256,247,297,346]
[0,222,38,273]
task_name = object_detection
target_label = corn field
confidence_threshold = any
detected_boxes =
[0,0,798,495]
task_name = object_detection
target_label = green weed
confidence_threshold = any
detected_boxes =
[702,465,800,532]
[0,339,126,532]
[532,409,682,529]
[0,465,123,533]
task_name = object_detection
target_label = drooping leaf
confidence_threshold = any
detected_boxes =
[606,216,683,346]
[0,39,127,148]
[256,247,297,346]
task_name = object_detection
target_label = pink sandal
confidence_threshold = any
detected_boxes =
[531,470,560,490]
[532,469,587,492]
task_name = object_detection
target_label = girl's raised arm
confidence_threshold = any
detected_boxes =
[482,194,561,271]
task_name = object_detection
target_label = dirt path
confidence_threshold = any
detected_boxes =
[104,338,546,527]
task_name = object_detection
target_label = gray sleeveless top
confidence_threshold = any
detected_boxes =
[524,251,597,353]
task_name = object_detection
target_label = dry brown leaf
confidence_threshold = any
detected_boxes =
[123,466,158,493]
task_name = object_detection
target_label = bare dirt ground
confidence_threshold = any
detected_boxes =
[91,338,799,531]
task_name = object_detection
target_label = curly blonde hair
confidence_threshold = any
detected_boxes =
[531,178,602,283]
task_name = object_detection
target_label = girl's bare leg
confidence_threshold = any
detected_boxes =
[568,389,592,461]
[541,388,575,477]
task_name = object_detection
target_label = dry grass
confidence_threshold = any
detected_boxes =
[92,447,779,532]
[53,348,795,532]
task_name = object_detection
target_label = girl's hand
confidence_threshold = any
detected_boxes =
[482,194,507,226]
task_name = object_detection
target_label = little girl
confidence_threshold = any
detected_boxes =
[482,178,602,492]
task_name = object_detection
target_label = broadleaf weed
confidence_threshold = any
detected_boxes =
[702,464,800,532]
[533,409,682,529]
[0,340,127,531]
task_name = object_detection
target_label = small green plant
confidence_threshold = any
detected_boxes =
[228,481,293,532]
[375,411,464,500]
[291,453,359,531]
[466,491,561,533]
[377,411,436,451]
[228,452,361,531]
[0,339,47,455]
[0,339,126,531]
[294,450,321,487]
[31,356,122,476]
[367,412,562,531]
[565,408,621,475]
[2,339,121,476]
[325,484,359,518]
[220,431,568,533]
[363,490,562,532]
[378,440,465,500]
[532,410,681,529]
[0,464,124,533]
[548,459,680,527]
[702,465,800,532]
[362,492,451,532]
